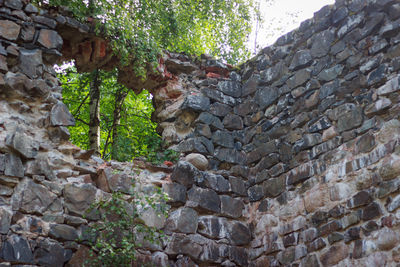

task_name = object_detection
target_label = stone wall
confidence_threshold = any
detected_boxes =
[238,0,400,265]
[1,0,400,266]
[156,0,400,266]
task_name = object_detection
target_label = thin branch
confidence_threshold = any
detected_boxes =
[75,118,90,125]
[102,128,113,159]
[124,113,152,121]
[63,99,89,104]
[62,81,88,86]
[73,93,91,117]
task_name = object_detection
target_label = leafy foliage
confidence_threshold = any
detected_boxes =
[37,0,260,162]
[144,136,180,165]
[38,0,260,162]
[43,1,260,265]
[84,179,169,267]
[60,65,177,163]
[33,0,259,77]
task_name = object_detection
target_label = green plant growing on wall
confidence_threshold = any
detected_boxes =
[33,0,260,78]
[84,182,169,267]
[35,0,261,164]
[144,135,180,165]
[42,0,261,164]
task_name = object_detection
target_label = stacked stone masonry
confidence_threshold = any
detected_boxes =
[1,0,400,266]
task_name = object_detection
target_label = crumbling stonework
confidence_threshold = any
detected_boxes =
[1,0,400,266]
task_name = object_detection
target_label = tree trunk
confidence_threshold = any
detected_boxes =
[89,69,101,155]
[111,86,128,160]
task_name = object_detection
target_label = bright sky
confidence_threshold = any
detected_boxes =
[249,0,335,54]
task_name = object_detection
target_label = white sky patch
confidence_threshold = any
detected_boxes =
[249,0,335,55]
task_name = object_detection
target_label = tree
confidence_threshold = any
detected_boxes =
[45,0,260,162]
[109,86,128,160]
[59,66,178,163]
[44,1,261,265]
[88,69,101,154]
[33,0,259,75]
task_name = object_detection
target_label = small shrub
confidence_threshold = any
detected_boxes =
[145,135,180,165]
[84,182,169,267]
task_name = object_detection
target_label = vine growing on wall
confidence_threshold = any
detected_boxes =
[84,180,169,266]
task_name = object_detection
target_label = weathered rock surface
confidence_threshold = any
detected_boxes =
[6,129,39,159]
[187,186,221,213]
[185,153,208,170]
[0,20,21,40]
[11,178,57,215]
[50,102,76,126]
[63,183,97,217]
[170,161,201,188]
[0,207,12,234]
[165,207,198,234]
[0,235,34,264]
[34,238,70,266]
